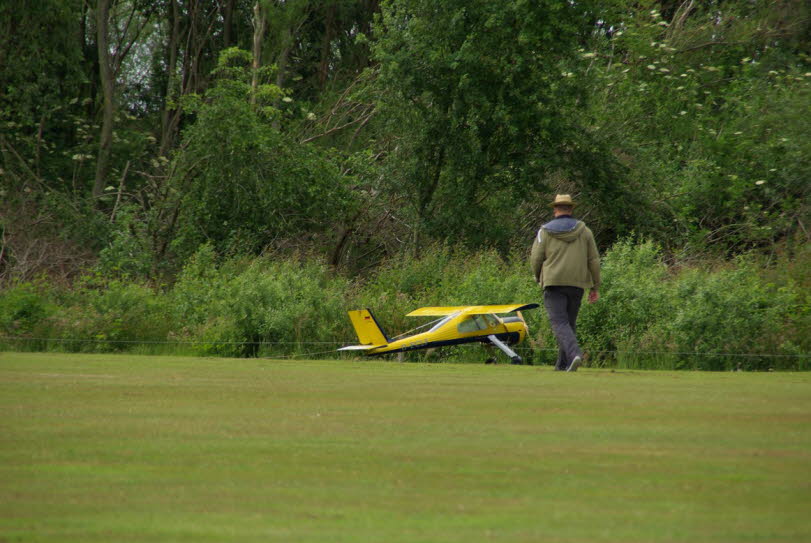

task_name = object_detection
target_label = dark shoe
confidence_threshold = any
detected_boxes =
[567,356,582,372]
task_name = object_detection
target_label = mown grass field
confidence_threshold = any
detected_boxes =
[1,352,809,542]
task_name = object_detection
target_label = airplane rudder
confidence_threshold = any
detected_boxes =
[348,308,388,345]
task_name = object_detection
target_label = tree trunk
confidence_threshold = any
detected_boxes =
[251,1,266,106]
[94,0,114,201]
[160,0,181,156]
[414,144,445,258]
[318,3,336,88]
[222,0,235,47]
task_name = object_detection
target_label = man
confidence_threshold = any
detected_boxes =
[530,194,601,372]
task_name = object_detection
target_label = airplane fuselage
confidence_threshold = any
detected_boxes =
[339,304,539,364]
[365,312,527,355]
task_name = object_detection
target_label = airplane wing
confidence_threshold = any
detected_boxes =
[406,303,539,317]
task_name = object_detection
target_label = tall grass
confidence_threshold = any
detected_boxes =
[1,241,808,370]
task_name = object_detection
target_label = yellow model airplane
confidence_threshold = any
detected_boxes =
[338,303,539,364]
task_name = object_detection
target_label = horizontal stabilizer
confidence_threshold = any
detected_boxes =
[407,303,539,317]
[338,345,382,351]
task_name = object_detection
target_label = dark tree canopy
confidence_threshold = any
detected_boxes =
[0,0,809,282]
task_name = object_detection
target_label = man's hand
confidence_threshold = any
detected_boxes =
[588,289,600,304]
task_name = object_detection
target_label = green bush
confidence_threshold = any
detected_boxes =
[654,262,803,371]
[2,240,807,369]
[0,283,55,350]
[173,250,351,357]
[171,244,226,328]
[0,283,51,333]
[576,239,671,366]
[540,240,806,371]
[49,277,174,352]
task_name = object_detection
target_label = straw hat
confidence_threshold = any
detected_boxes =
[550,194,576,207]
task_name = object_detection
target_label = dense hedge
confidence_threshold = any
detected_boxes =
[1,241,808,370]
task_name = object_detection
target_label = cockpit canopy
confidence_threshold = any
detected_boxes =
[456,313,500,333]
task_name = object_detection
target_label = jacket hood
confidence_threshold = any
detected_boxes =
[540,218,584,243]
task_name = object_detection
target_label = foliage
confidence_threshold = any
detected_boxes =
[46,276,175,352]
[166,48,356,261]
[576,239,671,360]
[2,240,808,368]
[651,263,803,370]
[576,241,807,371]
[0,282,54,337]
[0,0,86,189]
[96,204,154,278]
[1,1,810,367]
[583,0,811,252]
[370,0,608,250]
[172,246,350,356]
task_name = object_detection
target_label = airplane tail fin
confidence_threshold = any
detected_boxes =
[346,309,389,346]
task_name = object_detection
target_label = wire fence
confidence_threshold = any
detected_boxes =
[1,335,808,366]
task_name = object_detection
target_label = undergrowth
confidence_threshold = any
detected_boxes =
[1,241,808,370]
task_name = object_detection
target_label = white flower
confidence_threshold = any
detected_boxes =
[647,65,656,70]
[755,180,766,185]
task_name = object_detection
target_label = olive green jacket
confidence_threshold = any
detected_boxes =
[530,219,601,290]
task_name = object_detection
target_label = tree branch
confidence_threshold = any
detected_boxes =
[300,109,375,144]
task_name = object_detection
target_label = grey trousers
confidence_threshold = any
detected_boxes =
[543,286,584,370]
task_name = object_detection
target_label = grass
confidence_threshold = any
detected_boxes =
[1,352,810,542]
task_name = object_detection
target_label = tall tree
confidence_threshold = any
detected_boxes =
[250,0,267,105]
[164,49,354,261]
[94,0,114,200]
[371,0,599,251]
[93,0,157,200]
